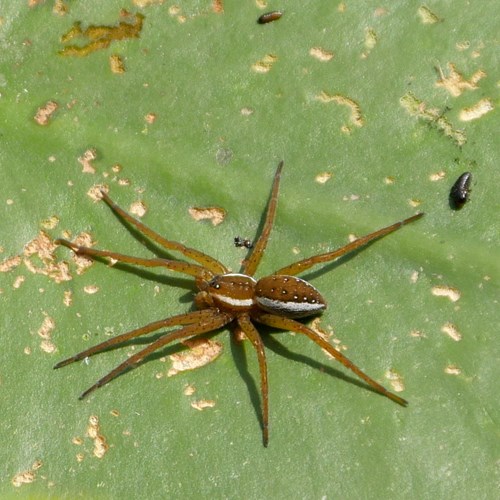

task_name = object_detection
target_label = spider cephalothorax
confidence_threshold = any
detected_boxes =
[55,161,423,446]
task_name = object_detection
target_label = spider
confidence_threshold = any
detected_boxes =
[55,161,423,447]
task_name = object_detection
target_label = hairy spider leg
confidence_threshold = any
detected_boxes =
[100,190,228,275]
[241,161,284,276]
[256,313,408,406]
[77,312,233,400]
[237,314,270,447]
[275,213,424,276]
[54,309,221,369]
[55,238,213,280]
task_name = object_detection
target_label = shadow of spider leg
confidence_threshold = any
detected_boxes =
[241,160,283,276]
[53,238,233,398]
[237,314,270,447]
[256,313,407,406]
[253,213,424,408]
[54,309,221,369]
[275,213,424,277]
[74,311,232,400]
[54,301,232,400]
[55,238,211,279]
[99,190,227,275]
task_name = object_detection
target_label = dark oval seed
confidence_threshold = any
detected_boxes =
[449,172,472,209]
[258,11,283,24]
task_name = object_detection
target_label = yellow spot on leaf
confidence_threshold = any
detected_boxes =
[24,231,72,283]
[315,172,332,184]
[184,384,196,396]
[78,148,98,174]
[83,285,99,295]
[168,338,223,376]
[53,0,68,16]
[40,215,60,230]
[435,63,486,97]
[310,318,346,359]
[431,285,461,302]
[410,329,426,338]
[38,314,57,353]
[13,275,25,289]
[417,5,441,24]
[59,12,144,57]
[191,399,216,411]
[11,460,42,487]
[134,0,165,6]
[129,200,147,218]
[34,100,58,126]
[459,98,494,121]
[400,92,466,146]
[87,415,109,459]
[109,54,126,74]
[87,184,108,202]
[188,206,226,226]
[66,232,96,275]
[212,0,224,13]
[429,171,445,181]
[441,323,462,341]
[385,369,405,392]
[364,30,377,49]
[251,54,278,73]
[309,47,334,62]
[316,92,365,130]
[63,290,73,306]
[38,315,55,339]
[444,364,461,375]
[144,112,157,124]
[0,255,22,273]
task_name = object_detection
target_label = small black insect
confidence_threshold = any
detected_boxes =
[449,172,472,209]
[234,236,253,249]
[258,11,283,24]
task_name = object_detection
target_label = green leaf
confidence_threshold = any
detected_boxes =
[1,1,498,498]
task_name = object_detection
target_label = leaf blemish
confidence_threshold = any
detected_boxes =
[251,54,278,73]
[435,63,486,97]
[441,323,462,341]
[59,12,144,57]
[385,369,405,393]
[399,92,466,146]
[316,92,365,131]
[431,285,461,302]
[459,99,494,122]
[188,206,226,226]
[34,100,58,126]
[87,415,109,459]
[168,338,223,376]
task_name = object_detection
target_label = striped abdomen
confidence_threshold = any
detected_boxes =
[255,275,326,318]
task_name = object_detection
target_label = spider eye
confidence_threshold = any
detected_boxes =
[208,278,221,289]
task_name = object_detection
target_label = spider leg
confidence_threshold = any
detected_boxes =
[255,313,408,407]
[241,161,283,276]
[237,314,270,447]
[275,213,423,276]
[76,311,233,400]
[100,190,228,275]
[54,309,221,369]
[55,238,211,279]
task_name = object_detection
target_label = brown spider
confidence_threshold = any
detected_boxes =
[55,161,423,447]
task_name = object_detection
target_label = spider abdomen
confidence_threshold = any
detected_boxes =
[255,275,326,318]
